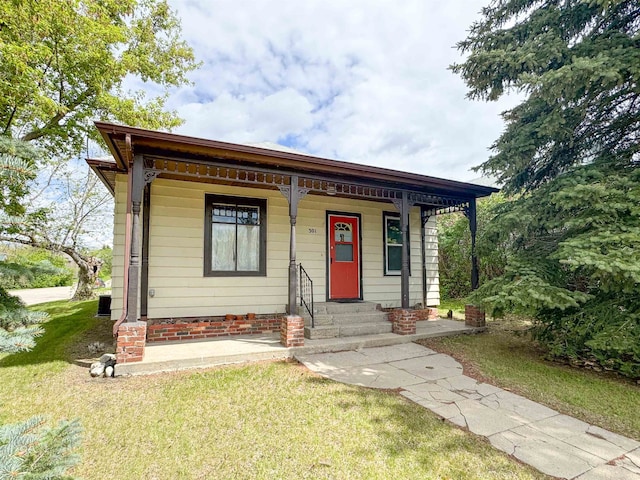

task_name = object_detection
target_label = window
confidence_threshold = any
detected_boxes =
[204,194,266,276]
[383,212,409,275]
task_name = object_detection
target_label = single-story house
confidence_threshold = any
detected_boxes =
[88,122,496,363]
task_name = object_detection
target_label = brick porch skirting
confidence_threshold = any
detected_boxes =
[146,315,281,342]
[389,309,417,335]
[116,321,147,363]
[465,305,486,327]
[414,307,438,321]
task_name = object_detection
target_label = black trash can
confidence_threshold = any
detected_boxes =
[97,295,111,316]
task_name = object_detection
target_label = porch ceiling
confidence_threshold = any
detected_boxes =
[89,121,498,212]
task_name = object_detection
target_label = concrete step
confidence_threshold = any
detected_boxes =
[339,322,393,337]
[331,312,389,325]
[312,301,379,315]
[302,314,334,327]
[304,325,340,340]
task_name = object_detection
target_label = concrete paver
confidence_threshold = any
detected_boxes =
[317,363,426,389]
[389,354,464,381]
[360,342,434,362]
[489,425,603,479]
[576,464,640,480]
[480,390,558,423]
[296,343,640,480]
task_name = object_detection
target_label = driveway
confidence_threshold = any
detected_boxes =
[8,286,75,306]
[297,343,640,480]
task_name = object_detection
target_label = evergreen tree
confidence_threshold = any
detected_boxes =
[0,140,80,479]
[452,0,640,377]
[0,417,81,480]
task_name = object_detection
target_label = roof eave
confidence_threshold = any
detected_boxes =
[93,121,499,199]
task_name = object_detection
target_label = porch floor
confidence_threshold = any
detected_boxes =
[115,319,481,376]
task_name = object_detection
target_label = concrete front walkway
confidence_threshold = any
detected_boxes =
[296,343,640,480]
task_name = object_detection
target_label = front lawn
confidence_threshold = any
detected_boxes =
[419,316,640,440]
[0,300,548,479]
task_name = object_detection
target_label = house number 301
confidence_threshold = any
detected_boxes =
[308,228,318,234]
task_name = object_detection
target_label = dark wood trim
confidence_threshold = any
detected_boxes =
[94,121,499,198]
[325,210,363,301]
[400,192,410,309]
[382,210,411,277]
[203,193,267,277]
[468,198,479,290]
[126,154,144,322]
[140,184,151,317]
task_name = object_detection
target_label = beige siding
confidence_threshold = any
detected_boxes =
[115,177,440,319]
[110,174,127,320]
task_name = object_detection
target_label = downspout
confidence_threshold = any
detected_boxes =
[113,134,133,335]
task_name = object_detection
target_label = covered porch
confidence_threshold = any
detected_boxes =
[88,122,496,366]
[116,317,481,376]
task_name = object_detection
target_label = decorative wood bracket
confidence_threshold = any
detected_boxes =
[277,184,310,205]
[392,194,417,212]
[421,211,431,227]
[143,168,161,186]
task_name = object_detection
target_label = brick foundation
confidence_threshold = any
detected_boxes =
[280,315,304,347]
[389,309,417,335]
[147,315,280,342]
[414,307,438,321]
[116,321,147,363]
[465,305,486,327]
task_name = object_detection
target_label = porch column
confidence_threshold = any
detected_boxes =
[400,191,411,308]
[466,198,479,290]
[126,154,144,322]
[288,175,300,315]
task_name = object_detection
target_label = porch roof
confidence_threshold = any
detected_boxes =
[88,121,498,209]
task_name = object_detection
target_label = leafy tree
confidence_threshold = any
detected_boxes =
[453,0,640,377]
[438,194,508,299]
[0,0,197,155]
[0,248,74,289]
[91,246,113,282]
[0,0,198,299]
[2,164,113,299]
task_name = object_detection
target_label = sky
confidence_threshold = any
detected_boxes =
[144,0,520,183]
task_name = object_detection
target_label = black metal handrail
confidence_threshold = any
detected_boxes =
[299,264,314,328]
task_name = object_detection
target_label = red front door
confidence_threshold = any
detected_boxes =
[328,214,360,299]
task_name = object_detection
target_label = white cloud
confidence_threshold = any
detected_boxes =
[157,0,520,182]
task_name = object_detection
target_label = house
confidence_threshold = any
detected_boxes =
[88,122,496,364]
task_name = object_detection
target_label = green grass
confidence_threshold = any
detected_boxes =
[0,299,100,370]
[419,317,640,440]
[0,300,548,479]
[437,298,466,320]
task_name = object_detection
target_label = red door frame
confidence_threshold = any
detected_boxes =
[326,211,362,300]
